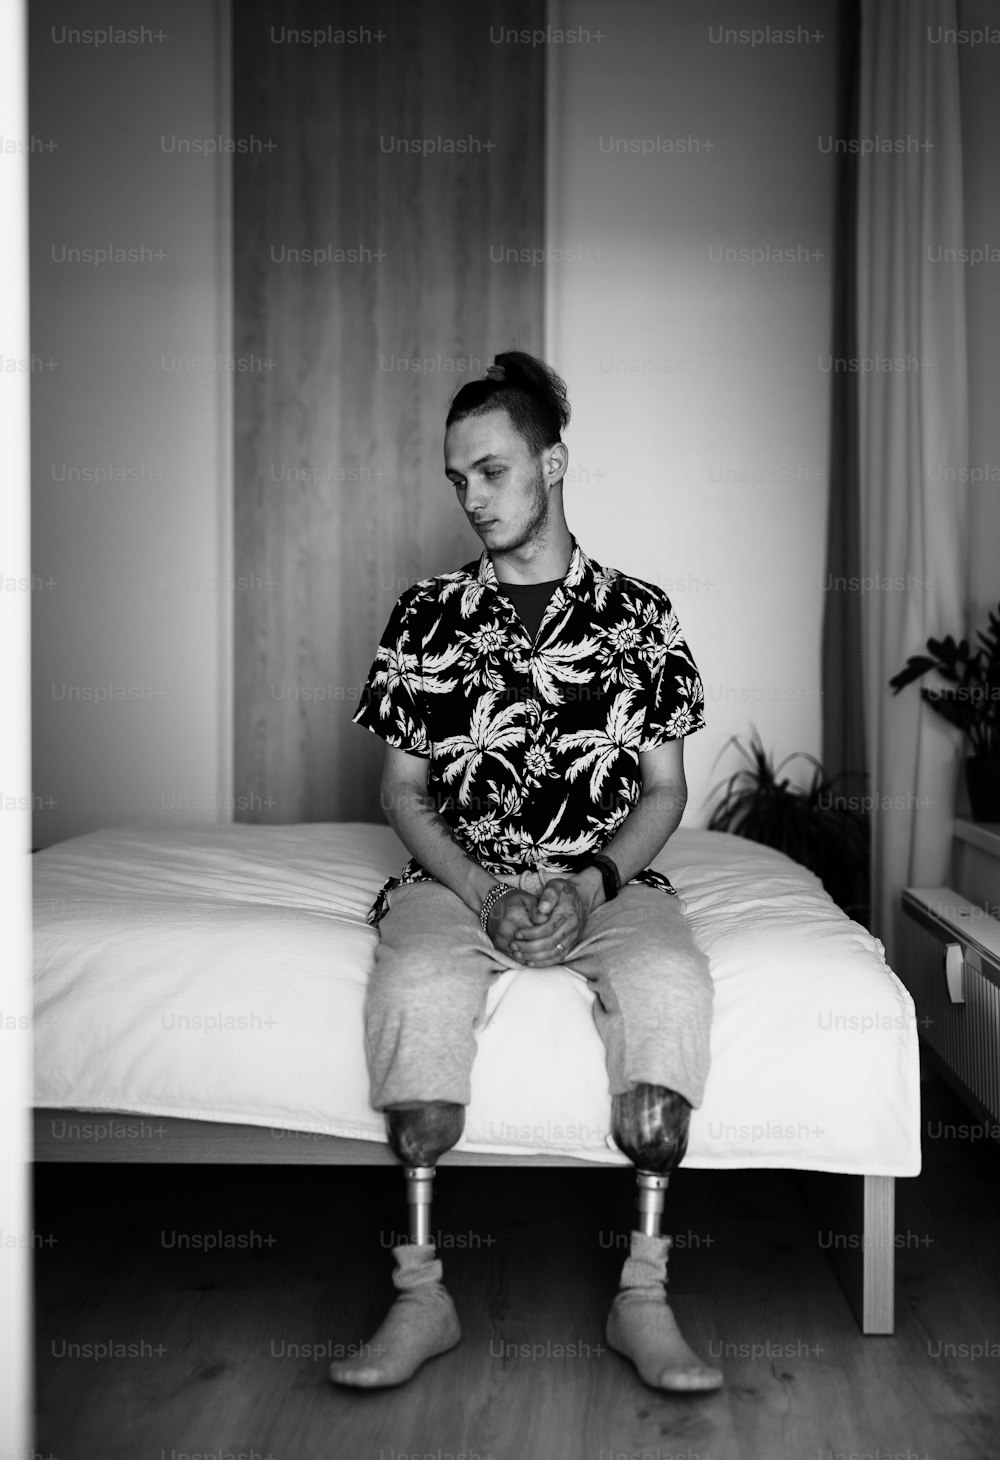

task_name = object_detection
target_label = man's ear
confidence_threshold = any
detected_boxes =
[543,441,569,487]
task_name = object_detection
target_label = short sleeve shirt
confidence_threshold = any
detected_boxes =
[353,539,705,924]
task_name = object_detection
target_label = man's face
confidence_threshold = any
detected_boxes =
[444,409,550,554]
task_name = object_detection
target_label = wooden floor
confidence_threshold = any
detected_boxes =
[34,1068,999,1460]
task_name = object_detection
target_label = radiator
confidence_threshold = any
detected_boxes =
[901,887,1000,1128]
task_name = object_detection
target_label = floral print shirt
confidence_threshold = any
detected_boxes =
[353,540,705,924]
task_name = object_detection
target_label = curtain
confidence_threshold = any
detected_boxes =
[856,0,969,963]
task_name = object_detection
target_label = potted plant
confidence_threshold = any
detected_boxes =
[707,727,870,925]
[888,601,1000,822]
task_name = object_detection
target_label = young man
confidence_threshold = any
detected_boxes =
[330,352,720,1393]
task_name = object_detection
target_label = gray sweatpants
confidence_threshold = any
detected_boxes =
[364,868,714,1112]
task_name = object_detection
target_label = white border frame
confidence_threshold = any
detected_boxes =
[0,0,34,1445]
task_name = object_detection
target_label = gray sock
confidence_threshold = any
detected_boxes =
[328,1243,461,1389]
[606,1231,723,1392]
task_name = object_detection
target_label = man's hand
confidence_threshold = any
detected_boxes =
[510,877,592,966]
[486,889,541,960]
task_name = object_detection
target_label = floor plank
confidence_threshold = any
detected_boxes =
[34,1069,1000,1460]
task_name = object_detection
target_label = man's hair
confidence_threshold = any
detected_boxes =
[445,351,571,459]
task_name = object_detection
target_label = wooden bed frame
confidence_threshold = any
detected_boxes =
[33,1107,896,1336]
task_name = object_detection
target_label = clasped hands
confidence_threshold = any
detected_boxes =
[486,877,593,967]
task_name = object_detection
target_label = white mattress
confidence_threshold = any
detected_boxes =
[32,823,921,1174]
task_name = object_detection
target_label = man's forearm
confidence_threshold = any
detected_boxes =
[382,780,497,915]
[382,776,684,922]
[595,782,687,886]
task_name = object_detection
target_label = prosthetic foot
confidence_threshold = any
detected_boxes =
[606,1224,723,1393]
[328,1235,460,1387]
[329,1102,464,1389]
[606,1084,723,1393]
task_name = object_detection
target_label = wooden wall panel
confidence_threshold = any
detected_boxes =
[233,0,546,822]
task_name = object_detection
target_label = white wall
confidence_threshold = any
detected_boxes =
[546,0,838,821]
[30,0,231,849]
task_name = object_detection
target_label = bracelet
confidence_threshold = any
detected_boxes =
[480,881,513,935]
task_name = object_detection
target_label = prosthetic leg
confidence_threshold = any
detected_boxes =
[328,1102,463,1387]
[606,1083,723,1392]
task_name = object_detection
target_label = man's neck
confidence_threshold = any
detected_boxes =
[490,521,575,586]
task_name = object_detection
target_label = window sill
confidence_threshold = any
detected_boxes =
[954,819,1000,860]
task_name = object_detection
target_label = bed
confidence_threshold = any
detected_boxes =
[31,821,921,1333]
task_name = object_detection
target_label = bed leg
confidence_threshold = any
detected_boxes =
[798,1172,895,1335]
[860,1174,895,1335]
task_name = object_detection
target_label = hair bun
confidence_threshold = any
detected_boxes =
[446,350,570,458]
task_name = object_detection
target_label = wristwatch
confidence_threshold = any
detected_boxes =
[583,853,621,903]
